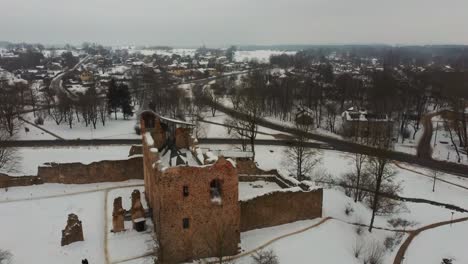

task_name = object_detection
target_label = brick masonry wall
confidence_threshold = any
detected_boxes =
[156,157,240,263]
[240,188,323,232]
[38,156,143,184]
[0,156,143,188]
[0,173,42,188]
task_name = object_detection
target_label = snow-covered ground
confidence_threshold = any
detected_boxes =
[0,182,151,264]
[107,186,155,263]
[235,219,403,264]
[394,125,424,155]
[200,112,292,140]
[2,141,468,263]
[231,146,468,264]
[234,50,297,63]
[128,48,196,58]
[19,111,139,140]
[431,117,468,165]
[0,191,106,264]
[0,180,143,202]
[405,221,468,264]
[2,146,132,176]
[239,181,282,200]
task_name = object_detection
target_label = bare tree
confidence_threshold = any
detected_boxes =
[283,123,321,181]
[352,153,368,202]
[225,95,262,158]
[251,249,279,264]
[0,83,21,136]
[366,156,397,232]
[0,130,18,174]
[443,118,461,163]
[97,99,107,126]
[325,102,338,133]
[432,169,438,192]
[366,122,397,232]
[225,118,248,151]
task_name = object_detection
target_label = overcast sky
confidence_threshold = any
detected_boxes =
[1,0,467,47]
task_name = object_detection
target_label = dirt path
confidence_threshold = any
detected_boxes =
[0,183,144,204]
[393,216,468,264]
[393,161,468,191]
[416,110,452,159]
[205,217,333,263]
[205,217,409,264]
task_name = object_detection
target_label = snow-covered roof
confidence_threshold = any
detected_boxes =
[342,107,389,122]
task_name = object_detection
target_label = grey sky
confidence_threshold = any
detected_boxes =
[1,0,467,47]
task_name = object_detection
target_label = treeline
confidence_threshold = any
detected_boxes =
[269,45,468,69]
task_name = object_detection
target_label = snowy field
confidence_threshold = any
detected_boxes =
[3,145,132,176]
[0,191,106,264]
[19,111,139,140]
[0,182,151,264]
[235,219,403,264]
[234,50,297,63]
[0,180,144,202]
[232,146,468,264]
[128,48,196,58]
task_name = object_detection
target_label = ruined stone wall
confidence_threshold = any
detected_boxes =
[0,156,143,188]
[236,158,285,177]
[157,158,240,263]
[236,158,268,175]
[38,156,143,184]
[0,174,42,188]
[240,188,323,232]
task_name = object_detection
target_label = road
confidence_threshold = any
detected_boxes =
[136,67,267,115]
[3,136,468,177]
[417,112,441,159]
[50,55,92,100]
[208,101,468,177]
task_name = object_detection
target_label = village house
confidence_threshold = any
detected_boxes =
[341,107,393,140]
[80,70,94,82]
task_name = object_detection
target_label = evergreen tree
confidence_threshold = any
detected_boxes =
[107,79,119,119]
[119,84,133,119]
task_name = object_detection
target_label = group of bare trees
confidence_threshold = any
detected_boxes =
[0,81,23,136]
[48,88,108,129]
[44,79,136,130]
